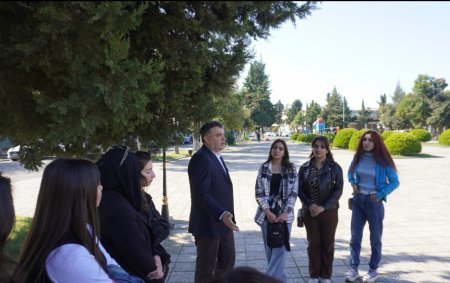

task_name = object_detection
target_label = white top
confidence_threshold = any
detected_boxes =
[46,240,117,283]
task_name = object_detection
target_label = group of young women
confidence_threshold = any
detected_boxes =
[254,130,399,283]
[0,147,170,283]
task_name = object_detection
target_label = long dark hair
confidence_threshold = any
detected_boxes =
[264,139,294,170]
[13,158,107,282]
[350,130,397,171]
[0,173,15,283]
[309,135,334,161]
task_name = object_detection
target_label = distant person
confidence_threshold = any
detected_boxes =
[346,130,399,283]
[254,139,298,282]
[0,173,15,283]
[12,158,142,283]
[188,121,239,283]
[209,266,282,283]
[97,146,169,282]
[256,130,261,142]
[298,136,343,283]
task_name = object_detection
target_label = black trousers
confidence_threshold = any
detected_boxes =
[194,230,235,283]
[304,208,339,279]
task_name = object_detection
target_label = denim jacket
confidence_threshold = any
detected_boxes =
[254,162,298,225]
[348,161,399,202]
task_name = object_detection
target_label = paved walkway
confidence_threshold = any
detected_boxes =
[9,141,450,282]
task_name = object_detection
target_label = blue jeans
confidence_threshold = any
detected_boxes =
[261,220,292,283]
[107,265,145,283]
[349,194,384,271]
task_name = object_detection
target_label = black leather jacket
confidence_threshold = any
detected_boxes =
[298,158,343,210]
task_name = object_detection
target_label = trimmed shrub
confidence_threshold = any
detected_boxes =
[323,133,335,144]
[333,128,357,149]
[225,131,236,145]
[290,133,299,141]
[409,129,432,142]
[348,129,369,151]
[385,132,421,155]
[438,129,450,145]
[296,133,316,143]
[381,130,393,141]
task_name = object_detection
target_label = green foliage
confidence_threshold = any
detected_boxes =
[348,129,369,151]
[438,129,450,145]
[333,128,357,149]
[409,129,432,142]
[5,217,32,261]
[0,1,318,170]
[323,133,335,144]
[381,130,393,140]
[385,133,422,155]
[225,131,236,145]
[290,133,299,141]
[296,134,316,143]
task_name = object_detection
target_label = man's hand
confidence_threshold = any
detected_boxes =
[222,211,240,231]
[147,255,164,280]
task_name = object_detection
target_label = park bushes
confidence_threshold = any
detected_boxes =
[333,128,357,149]
[296,133,316,143]
[348,129,368,151]
[409,129,432,142]
[385,132,421,155]
[438,129,450,145]
[381,130,393,140]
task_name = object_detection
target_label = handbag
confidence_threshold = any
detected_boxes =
[266,222,285,248]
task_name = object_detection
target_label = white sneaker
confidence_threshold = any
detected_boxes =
[346,268,360,282]
[320,279,332,283]
[363,269,378,283]
[308,279,319,283]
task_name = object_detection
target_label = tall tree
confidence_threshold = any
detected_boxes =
[357,100,369,129]
[286,99,303,124]
[303,101,323,130]
[0,1,318,169]
[274,100,284,125]
[322,87,343,128]
[243,60,276,129]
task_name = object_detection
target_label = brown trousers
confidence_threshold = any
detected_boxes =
[303,208,338,279]
[194,230,235,283]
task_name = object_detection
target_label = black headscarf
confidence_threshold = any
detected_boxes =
[96,146,142,211]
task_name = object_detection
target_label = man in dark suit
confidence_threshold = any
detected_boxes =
[188,121,240,283]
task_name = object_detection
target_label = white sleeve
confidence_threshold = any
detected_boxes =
[46,244,113,283]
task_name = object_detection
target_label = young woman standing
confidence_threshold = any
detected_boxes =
[298,136,343,283]
[346,130,399,283]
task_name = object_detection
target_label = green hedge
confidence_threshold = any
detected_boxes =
[323,133,335,144]
[438,129,450,145]
[381,130,393,140]
[385,132,421,155]
[290,133,299,141]
[348,129,369,151]
[296,133,317,143]
[333,128,357,149]
[409,129,432,142]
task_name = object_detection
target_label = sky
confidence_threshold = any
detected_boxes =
[237,2,450,110]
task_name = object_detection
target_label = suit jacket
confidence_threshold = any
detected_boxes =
[188,145,235,237]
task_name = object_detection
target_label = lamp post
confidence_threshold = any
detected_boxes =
[161,147,169,221]
[342,96,345,128]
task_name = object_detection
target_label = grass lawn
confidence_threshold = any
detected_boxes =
[5,216,32,261]
[152,149,191,162]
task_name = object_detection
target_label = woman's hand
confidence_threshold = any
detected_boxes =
[264,208,278,223]
[277,211,288,223]
[352,184,359,195]
[147,255,164,280]
[309,204,325,217]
